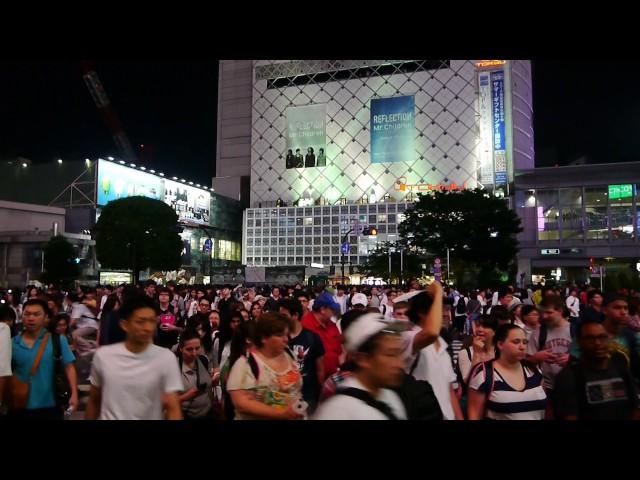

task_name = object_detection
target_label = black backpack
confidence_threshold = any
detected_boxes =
[455,297,467,315]
[392,352,443,420]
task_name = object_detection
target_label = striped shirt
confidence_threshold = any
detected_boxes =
[469,362,547,420]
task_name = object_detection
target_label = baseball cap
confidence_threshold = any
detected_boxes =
[344,312,407,353]
[313,292,341,312]
[351,293,368,307]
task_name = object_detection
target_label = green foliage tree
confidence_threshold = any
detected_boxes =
[42,235,80,288]
[398,189,522,288]
[94,196,183,283]
[361,241,430,284]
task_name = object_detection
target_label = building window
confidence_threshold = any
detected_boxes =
[536,189,560,241]
[303,217,312,226]
[610,201,634,240]
[377,214,387,223]
[561,208,584,241]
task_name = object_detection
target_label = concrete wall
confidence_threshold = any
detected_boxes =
[215,60,253,201]
[0,200,65,233]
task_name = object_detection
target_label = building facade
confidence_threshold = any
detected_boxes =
[216,59,535,281]
[515,163,640,285]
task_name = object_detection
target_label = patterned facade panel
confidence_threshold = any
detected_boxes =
[250,60,526,207]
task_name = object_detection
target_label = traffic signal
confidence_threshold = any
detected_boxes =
[362,227,378,236]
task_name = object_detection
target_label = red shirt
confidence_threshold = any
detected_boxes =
[301,311,342,379]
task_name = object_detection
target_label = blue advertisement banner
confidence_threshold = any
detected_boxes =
[370,95,415,164]
[491,70,507,187]
[491,71,505,151]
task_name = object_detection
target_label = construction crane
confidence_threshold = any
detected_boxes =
[81,61,138,163]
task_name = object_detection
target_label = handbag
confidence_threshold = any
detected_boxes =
[52,334,71,406]
[3,333,50,411]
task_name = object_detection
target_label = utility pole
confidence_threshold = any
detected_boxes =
[340,228,354,283]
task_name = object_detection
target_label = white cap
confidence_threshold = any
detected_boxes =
[344,312,407,353]
[351,293,368,306]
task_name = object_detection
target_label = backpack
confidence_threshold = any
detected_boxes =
[246,348,295,381]
[455,297,467,315]
[335,387,399,420]
[393,352,443,420]
[223,349,296,420]
[455,347,473,395]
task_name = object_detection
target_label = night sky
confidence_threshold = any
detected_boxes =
[1,60,637,185]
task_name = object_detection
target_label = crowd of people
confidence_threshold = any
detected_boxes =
[1,280,639,420]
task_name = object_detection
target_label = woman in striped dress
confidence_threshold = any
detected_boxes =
[467,324,547,420]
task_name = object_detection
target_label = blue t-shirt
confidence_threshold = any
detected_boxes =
[12,329,75,409]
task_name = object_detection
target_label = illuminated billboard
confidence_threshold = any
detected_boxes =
[608,184,633,200]
[285,104,327,169]
[370,95,415,164]
[163,180,210,225]
[97,160,161,206]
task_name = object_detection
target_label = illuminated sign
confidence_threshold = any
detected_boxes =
[608,184,633,200]
[163,180,210,225]
[395,177,469,193]
[97,160,161,206]
[540,249,560,255]
[476,60,506,69]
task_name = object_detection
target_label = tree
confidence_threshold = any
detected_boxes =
[398,189,522,288]
[361,241,430,284]
[94,196,183,283]
[42,235,80,288]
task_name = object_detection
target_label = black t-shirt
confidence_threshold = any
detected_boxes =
[289,327,325,408]
[554,353,639,420]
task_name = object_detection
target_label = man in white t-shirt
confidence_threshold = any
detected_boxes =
[396,285,463,420]
[333,285,348,315]
[313,312,407,420]
[565,289,580,323]
[85,295,183,420]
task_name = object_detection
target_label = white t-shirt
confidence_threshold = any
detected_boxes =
[71,303,98,330]
[89,342,183,420]
[566,296,580,317]
[404,327,458,420]
[0,322,12,377]
[313,377,407,420]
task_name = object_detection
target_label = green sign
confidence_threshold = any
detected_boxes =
[608,184,633,200]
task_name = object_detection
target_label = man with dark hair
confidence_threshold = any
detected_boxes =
[9,299,78,419]
[279,298,324,411]
[581,289,605,323]
[215,285,233,317]
[313,312,407,420]
[565,289,581,324]
[571,293,640,382]
[264,286,282,313]
[301,292,343,379]
[86,295,183,420]
[144,280,157,299]
[554,320,640,420]
[0,305,17,336]
[295,291,310,316]
[527,295,572,406]
[397,283,462,420]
